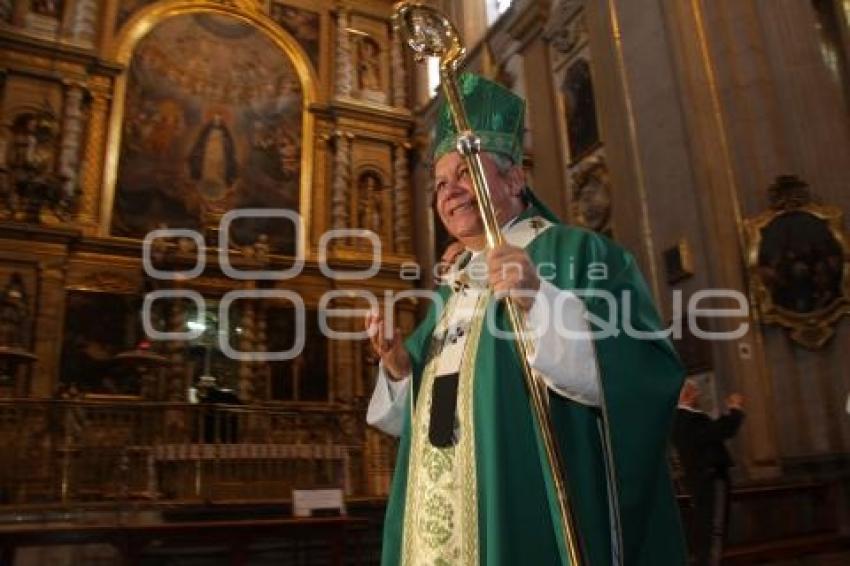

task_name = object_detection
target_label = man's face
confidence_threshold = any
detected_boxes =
[433,151,522,243]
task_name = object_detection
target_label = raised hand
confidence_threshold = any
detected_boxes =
[365,310,412,380]
[486,243,540,311]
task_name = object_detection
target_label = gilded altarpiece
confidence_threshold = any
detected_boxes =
[0,0,418,505]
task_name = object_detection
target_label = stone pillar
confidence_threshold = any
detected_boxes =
[392,142,412,254]
[68,0,98,45]
[390,30,407,107]
[334,9,353,98]
[331,132,352,231]
[77,75,110,232]
[59,82,85,201]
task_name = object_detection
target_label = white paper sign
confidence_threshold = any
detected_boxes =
[292,488,345,517]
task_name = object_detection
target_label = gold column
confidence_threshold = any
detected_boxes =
[390,28,407,107]
[331,131,352,231]
[392,142,412,253]
[77,75,111,233]
[59,81,85,201]
[334,8,353,98]
[237,299,256,402]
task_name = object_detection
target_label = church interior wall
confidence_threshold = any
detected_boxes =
[0,0,848,558]
[668,0,850,465]
[428,0,850,479]
[0,0,421,506]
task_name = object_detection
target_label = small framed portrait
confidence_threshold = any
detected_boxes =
[561,58,600,161]
[744,175,850,349]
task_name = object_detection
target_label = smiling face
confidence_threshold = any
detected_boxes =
[433,151,526,250]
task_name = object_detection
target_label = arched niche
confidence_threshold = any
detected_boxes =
[103,2,317,256]
[353,167,389,245]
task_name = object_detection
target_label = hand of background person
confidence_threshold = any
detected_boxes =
[487,243,541,311]
[365,310,411,381]
[726,393,745,411]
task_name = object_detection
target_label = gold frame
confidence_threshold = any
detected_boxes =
[101,0,319,262]
[744,199,850,350]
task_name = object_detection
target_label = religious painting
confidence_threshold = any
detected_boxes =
[60,291,143,396]
[744,175,850,349]
[112,13,304,253]
[269,2,320,71]
[561,58,600,161]
[31,0,63,19]
[267,307,328,402]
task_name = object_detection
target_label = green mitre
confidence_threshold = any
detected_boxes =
[433,73,526,164]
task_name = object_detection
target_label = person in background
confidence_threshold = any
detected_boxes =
[673,379,745,566]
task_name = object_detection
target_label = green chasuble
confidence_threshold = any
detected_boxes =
[381,208,687,566]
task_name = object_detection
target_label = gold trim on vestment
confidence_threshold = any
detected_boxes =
[401,290,489,566]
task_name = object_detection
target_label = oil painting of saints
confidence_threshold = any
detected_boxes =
[112,13,304,253]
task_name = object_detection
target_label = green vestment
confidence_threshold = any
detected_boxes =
[381,210,687,565]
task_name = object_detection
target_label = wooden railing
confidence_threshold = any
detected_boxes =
[0,399,363,506]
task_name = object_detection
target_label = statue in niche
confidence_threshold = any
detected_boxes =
[357,172,384,238]
[0,273,29,348]
[357,36,382,92]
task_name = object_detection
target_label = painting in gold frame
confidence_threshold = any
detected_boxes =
[103,1,317,262]
[111,12,303,252]
[743,175,850,349]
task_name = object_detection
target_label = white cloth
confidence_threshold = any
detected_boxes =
[366,366,411,435]
[366,278,601,437]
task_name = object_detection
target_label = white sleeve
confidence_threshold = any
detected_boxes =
[366,363,411,437]
[525,279,601,407]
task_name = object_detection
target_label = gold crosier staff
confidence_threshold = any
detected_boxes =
[392,3,585,565]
